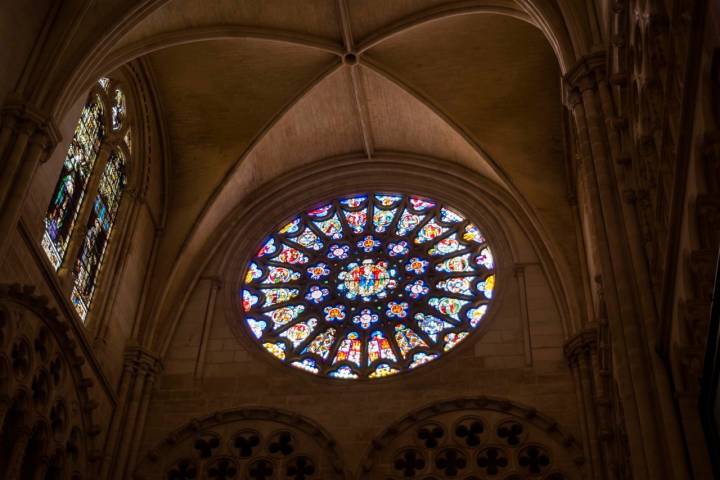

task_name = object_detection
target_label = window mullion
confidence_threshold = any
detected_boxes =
[57,141,113,291]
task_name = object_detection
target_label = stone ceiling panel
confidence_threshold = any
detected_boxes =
[116,0,343,51]
[364,13,580,274]
[147,38,337,287]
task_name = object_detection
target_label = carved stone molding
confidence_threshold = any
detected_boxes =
[563,326,598,366]
[360,397,585,479]
[0,283,108,478]
[133,406,345,479]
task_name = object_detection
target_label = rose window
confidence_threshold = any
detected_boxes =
[241,193,496,379]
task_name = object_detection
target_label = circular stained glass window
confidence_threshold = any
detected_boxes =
[241,193,496,379]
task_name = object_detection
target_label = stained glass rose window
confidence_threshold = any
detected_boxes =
[241,193,496,379]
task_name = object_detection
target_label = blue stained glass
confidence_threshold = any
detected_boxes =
[476,247,495,270]
[440,207,464,223]
[313,214,344,239]
[246,318,267,338]
[356,235,381,252]
[291,358,319,374]
[428,297,469,322]
[375,194,402,206]
[367,330,397,364]
[463,223,485,243]
[343,208,367,234]
[373,207,397,233]
[43,95,105,270]
[279,318,318,347]
[257,238,277,257]
[409,352,438,368]
[307,204,332,218]
[261,266,301,284]
[70,150,125,320]
[415,219,448,244]
[396,209,425,236]
[394,324,428,358]
[290,228,323,251]
[243,192,497,379]
[387,241,409,257]
[436,277,475,296]
[111,88,126,130]
[279,217,302,234]
[261,288,300,307]
[352,308,379,329]
[428,233,461,256]
[245,262,263,283]
[435,253,473,273]
[340,195,367,208]
[305,285,330,304]
[409,197,435,211]
[329,366,358,379]
[306,263,331,280]
[369,363,399,378]
[243,290,259,312]
[265,305,305,330]
[414,313,455,342]
[467,305,488,328]
[405,279,430,299]
[443,332,468,351]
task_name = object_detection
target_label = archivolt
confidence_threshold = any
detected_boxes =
[359,396,586,479]
[148,154,581,359]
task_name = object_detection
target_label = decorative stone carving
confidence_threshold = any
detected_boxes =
[0,284,106,479]
[359,397,585,479]
[132,407,345,480]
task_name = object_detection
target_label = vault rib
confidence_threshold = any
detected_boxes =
[146,60,345,351]
[338,0,375,159]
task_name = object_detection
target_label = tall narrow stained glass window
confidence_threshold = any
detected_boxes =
[70,150,126,319]
[43,77,132,321]
[241,193,497,380]
[42,95,105,269]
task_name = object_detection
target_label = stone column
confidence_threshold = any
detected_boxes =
[565,326,603,480]
[565,57,668,479]
[101,345,161,480]
[99,361,134,479]
[124,365,159,475]
[0,100,59,265]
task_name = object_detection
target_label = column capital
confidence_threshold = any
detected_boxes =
[123,344,163,374]
[563,52,608,106]
[1,96,61,146]
[563,325,599,365]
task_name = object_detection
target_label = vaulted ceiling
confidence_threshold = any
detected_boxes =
[91,0,584,343]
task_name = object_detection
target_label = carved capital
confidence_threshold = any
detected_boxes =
[0,97,60,146]
[564,53,607,94]
[123,345,163,375]
[563,326,598,365]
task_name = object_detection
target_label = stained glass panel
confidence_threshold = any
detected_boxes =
[112,88,126,131]
[42,95,105,269]
[70,150,125,319]
[241,192,496,379]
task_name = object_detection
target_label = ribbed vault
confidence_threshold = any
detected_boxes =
[22,0,591,351]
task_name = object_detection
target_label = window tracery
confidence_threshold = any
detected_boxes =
[132,408,344,480]
[360,398,585,479]
[242,193,496,379]
[0,286,105,480]
[42,95,105,269]
[41,77,131,321]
